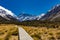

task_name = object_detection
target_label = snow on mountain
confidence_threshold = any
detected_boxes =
[18,13,45,21]
[18,4,60,21]
[0,6,14,16]
[0,6,45,22]
[40,4,60,21]
[37,13,45,20]
[18,13,37,21]
[0,6,19,22]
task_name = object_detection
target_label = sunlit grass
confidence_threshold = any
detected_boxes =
[0,24,18,40]
[20,25,60,40]
[0,24,60,40]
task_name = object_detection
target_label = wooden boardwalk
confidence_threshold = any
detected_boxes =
[18,27,33,40]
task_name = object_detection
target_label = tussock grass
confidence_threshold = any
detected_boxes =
[0,24,60,40]
[0,24,18,40]
[20,26,60,40]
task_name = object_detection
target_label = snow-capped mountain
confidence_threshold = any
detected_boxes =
[37,13,45,20]
[0,6,19,22]
[40,4,60,21]
[18,13,37,21]
[2,4,60,22]
[18,12,45,21]
[0,6,45,22]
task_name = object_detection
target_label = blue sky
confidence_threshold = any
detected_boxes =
[0,0,60,15]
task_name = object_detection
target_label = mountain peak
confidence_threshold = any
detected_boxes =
[56,4,60,7]
[0,6,19,22]
[0,6,14,16]
[19,12,34,17]
[40,4,60,21]
[18,13,37,21]
[37,13,45,20]
[52,4,60,9]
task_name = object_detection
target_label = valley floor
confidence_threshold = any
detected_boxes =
[0,24,60,40]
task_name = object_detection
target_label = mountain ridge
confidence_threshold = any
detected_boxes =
[0,6,20,23]
[40,4,60,21]
[1,4,60,22]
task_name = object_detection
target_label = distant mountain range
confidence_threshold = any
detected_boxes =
[18,13,45,21]
[0,6,45,22]
[18,13,36,21]
[18,4,60,22]
[0,4,60,23]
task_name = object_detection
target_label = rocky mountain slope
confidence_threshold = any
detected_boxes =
[40,4,60,21]
[0,6,19,23]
